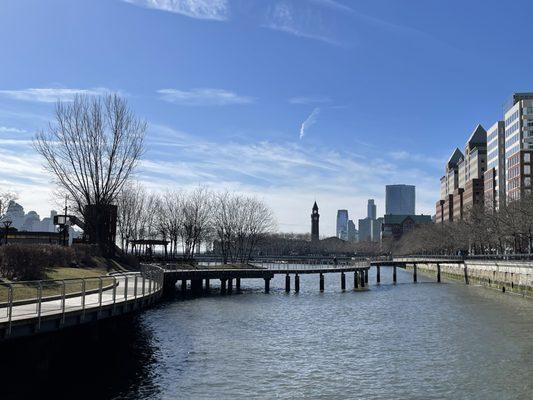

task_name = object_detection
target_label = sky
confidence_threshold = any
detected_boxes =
[1,0,533,236]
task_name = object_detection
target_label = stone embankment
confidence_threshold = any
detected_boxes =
[397,258,533,297]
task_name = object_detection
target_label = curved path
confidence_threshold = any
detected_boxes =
[0,268,163,341]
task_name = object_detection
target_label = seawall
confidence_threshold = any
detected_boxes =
[401,259,533,298]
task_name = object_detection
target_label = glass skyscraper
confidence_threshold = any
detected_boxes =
[385,184,415,215]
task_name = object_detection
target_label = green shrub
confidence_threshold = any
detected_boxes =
[0,244,76,281]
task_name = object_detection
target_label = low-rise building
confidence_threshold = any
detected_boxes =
[381,214,433,241]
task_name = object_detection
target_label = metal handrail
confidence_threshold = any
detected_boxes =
[0,265,164,337]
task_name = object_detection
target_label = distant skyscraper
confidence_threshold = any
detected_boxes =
[367,199,376,219]
[311,202,320,242]
[336,210,349,241]
[347,219,357,242]
[385,184,415,215]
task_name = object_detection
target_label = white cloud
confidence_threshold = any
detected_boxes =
[0,126,27,133]
[0,87,114,103]
[123,0,229,21]
[289,96,331,105]
[263,2,340,45]
[299,107,320,139]
[157,88,254,106]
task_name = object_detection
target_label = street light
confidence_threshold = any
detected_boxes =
[2,219,12,245]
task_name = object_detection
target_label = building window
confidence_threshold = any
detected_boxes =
[525,153,531,163]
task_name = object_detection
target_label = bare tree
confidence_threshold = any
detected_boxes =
[0,191,18,218]
[34,94,146,251]
[116,182,146,252]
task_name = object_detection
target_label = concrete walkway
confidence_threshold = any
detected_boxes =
[0,274,159,324]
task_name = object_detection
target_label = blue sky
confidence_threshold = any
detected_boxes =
[1,0,533,235]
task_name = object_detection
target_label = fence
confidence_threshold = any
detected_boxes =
[0,264,164,329]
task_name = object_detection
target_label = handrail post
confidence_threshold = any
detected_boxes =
[7,284,13,337]
[60,280,66,326]
[134,275,138,299]
[112,276,117,314]
[98,277,103,317]
[124,276,129,303]
[37,282,43,331]
[81,279,86,321]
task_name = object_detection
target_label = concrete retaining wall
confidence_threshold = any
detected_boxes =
[405,260,533,297]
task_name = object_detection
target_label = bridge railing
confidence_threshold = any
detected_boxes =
[0,264,164,330]
[396,254,533,261]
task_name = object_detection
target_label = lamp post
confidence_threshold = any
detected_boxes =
[3,219,12,245]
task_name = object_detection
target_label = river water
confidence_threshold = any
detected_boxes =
[4,266,533,399]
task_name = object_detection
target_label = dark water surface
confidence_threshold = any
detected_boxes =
[3,267,533,399]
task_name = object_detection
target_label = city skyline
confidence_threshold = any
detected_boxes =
[3,1,533,235]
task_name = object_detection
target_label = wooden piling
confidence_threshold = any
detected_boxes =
[205,278,210,292]
[295,274,300,293]
[228,278,233,293]
[319,273,324,292]
[464,264,469,285]
[181,280,187,294]
[236,278,241,292]
[376,266,381,284]
[365,269,369,284]
[437,263,441,283]
[393,266,397,284]
[413,264,417,283]
[341,272,346,291]
[285,274,291,292]
[264,278,270,293]
[220,279,227,294]
[360,271,365,288]
[354,270,359,289]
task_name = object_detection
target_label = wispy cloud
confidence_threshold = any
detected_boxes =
[263,2,340,45]
[299,107,320,139]
[157,88,254,106]
[122,0,229,21]
[0,126,27,134]
[307,0,353,13]
[289,96,331,105]
[0,87,113,103]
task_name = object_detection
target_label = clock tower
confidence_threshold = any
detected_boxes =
[311,201,319,242]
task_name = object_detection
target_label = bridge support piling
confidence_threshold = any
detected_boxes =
[285,274,291,292]
[464,264,469,285]
[181,280,187,295]
[360,271,365,288]
[354,270,359,289]
[341,272,346,291]
[228,278,233,294]
[264,278,270,293]
[437,263,441,283]
[220,279,227,294]
[376,266,381,284]
[205,279,210,292]
[413,264,418,283]
[319,273,324,292]
[295,274,300,293]
[236,278,241,292]
[365,269,369,284]
[393,266,397,284]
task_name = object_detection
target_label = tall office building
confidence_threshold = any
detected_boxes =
[367,199,376,219]
[484,121,506,211]
[336,210,349,241]
[347,219,358,242]
[385,185,415,215]
[504,93,533,201]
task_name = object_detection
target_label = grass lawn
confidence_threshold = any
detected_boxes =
[0,265,116,304]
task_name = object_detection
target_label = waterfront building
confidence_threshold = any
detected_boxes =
[381,214,432,241]
[484,121,506,211]
[385,184,415,215]
[336,209,349,241]
[358,217,372,242]
[504,93,533,202]
[436,125,486,222]
[311,202,320,242]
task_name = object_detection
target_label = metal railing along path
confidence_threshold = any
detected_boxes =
[0,264,164,337]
